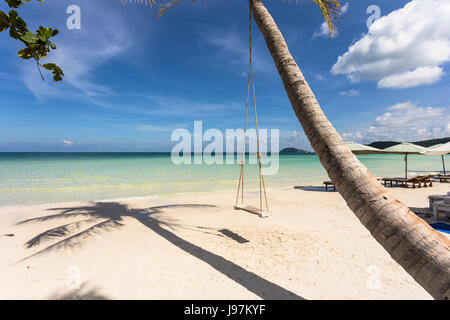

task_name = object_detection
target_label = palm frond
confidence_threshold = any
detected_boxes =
[120,0,158,7]
[311,0,342,36]
[122,0,342,34]
[120,0,186,17]
[158,0,184,17]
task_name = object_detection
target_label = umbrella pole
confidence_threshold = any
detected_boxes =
[405,153,408,179]
[443,154,446,175]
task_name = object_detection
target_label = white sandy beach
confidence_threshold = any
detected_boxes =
[0,183,449,300]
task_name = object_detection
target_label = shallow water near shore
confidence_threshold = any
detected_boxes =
[0,152,446,206]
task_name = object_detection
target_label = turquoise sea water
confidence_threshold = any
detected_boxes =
[0,152,446,206]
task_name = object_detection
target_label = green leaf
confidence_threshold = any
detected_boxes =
[17,47,33,59]
[6,0,24,9]
[0,11,9,32]
[6,0,47,9]
[8,10,27,39]
[42,63,64,82]
[4,0,60,81]
[20,31,39,43]
[37,26,52,41]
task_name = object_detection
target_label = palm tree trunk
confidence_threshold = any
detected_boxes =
[250,0,450,299]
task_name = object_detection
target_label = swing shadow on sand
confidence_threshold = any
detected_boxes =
[17,202,304,300]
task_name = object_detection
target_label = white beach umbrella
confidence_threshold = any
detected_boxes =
[421,142,450,175]
[382,143,427,178]
[346,142,382,154]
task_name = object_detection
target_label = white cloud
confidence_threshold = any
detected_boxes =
[313,21,338,39]
[279,130,312,151]
[342,131,364,141]
[313,73,326,81]
[339,89,360,97]
[63,140,74,146]
[342,101,450,142]
[377,66,445,89]
[136,124,183,132]
[313,2,349,39]
[340,2,349,14]
[199,28,272,74]
[21,1,134,100]
[79,93,241,120]
[143,94,241,117]
[331,0,450,89]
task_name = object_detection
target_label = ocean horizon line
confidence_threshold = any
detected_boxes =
[0,151,310,155]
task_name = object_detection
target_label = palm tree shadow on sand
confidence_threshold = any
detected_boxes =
[48,283,109,300]
[294,185,336,192]
[17,202,304,300]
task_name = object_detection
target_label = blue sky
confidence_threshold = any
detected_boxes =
[0,0,449,152]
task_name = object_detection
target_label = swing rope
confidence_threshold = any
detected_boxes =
[234,1,269,217]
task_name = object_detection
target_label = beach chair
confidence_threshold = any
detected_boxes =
[435,174,450,183]
[432,198,450,221]
[382,175,433,188]
[323,181,335,191]
[418,175,434,187]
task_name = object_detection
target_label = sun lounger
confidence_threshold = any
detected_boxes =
[434,174,450,183]
[382,175,433,188]
[323,181,335,191]
[432,198,450,221]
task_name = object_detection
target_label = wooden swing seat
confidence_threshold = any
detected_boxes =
[234,204,269,218]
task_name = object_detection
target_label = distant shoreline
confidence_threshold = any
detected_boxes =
[0,151,316,155]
